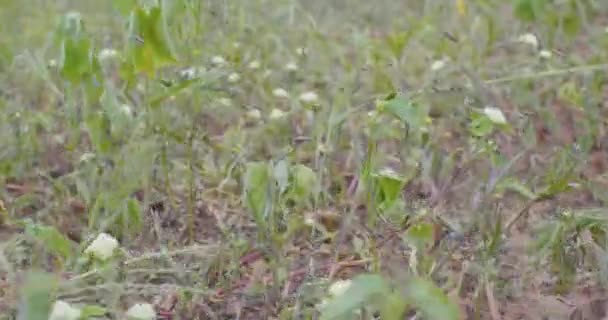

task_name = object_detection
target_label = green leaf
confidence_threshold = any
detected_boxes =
[513,0,546,22]
[404,222,435,250]
[60,37,94,83]
[126,4,178,76]
[16,271,59,320]
[112,0,137,15]
[380,292,408,320]
[244,161,271,230]
[320,274,389,320]
[496,177,537,200]
[124,198,143,232]
[469,112,495,137]
[377,97,428,131]
[404,276,462,320]
[24,220,73,261]
[372,169,406,209]
[273,159,290,194]
[290,164,318,203]
[80,305,108,318]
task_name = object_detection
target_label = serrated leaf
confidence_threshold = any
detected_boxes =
[320,274,389,320]
[404,276,462,320]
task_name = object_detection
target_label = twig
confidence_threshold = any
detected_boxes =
[485,280,501,320]
[483,63,608,85]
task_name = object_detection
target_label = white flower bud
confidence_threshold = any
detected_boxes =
[517,33,539,48]
[246,108,262,120]
[126,302,156,320]
[285,62,298,71]
[430,59,447,71]
[269,108,287,119]
[248,60,261,69]
[210,55,226,67]
[272,88,289,98]
[299,91,318,103]
[49,300,81,320]
[539,50,552,59]
[98,48,119,61]
[227,72,240,83]
[328,279,352,297]
[84,233,119,260]
[483,107,507,124]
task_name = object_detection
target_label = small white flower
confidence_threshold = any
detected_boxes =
[49,300,81,320]
[119,104,133,117]
[126,302,156,320]
[272,88,289,98]
[179,68,198,80]
[227,72,240,83]
[539,50,552,59]
[517,33,539,48]
[269,108,287,119]
[299,91,318,103]
[262,69,273,78]
[233,42,241,49]
[79,152,95,163]
[48,59,57,67]
[430,58,447,71]
[98,48,119,61]
[248,60,261,69]
[328,279,352,297]
[218,97,232,107]
[210,55,227,67]
[483,106,507,125]
[246,108,262,120]
[84,233,119,260]
[285,62,298,71]
[296,47,307,56]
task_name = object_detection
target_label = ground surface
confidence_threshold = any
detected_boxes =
[1,0,608,319]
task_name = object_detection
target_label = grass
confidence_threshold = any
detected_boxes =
[1,0,608,319]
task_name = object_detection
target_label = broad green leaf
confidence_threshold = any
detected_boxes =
[244,161,271,230]
[24,220,73,261]
[377,97,428,131]
[81,305,108,318]
[404,276,462,320]
[372,169,406,209]
[320,274,389,320]
[380,292,408,320]
[84,112,113,155]
[404,222,435,250]
[469,113,495,137]
[513,0,546,22]
[112,0,137,15]
[291,164,318,202]
[60,37,94,83]
[124,198,143,232]
[126,4,178,76]
[16,271,59,320]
